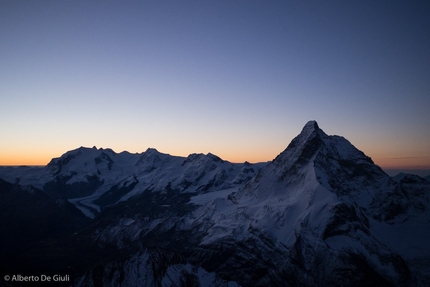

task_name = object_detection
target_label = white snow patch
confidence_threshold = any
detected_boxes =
[190,187,238,205]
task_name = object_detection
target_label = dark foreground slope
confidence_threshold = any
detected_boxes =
[0,178,90,285]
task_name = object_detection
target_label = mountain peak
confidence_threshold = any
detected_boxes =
[270,120,387,188]
[144,148,159,153]
[272,120,325,166]
[303,120,319,131]
[298,120,324,140]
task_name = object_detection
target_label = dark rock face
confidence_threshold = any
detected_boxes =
[1,121,429,286]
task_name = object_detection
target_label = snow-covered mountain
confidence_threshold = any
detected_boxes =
[1,121,429,287]
[0,147,265,219]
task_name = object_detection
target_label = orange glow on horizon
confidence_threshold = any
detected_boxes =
[0,154,51,166]
[0,149,274,166]
[373,157,430,170]
[2,155,430,171]
[2,147,429,172]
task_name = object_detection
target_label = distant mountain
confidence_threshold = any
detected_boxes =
[0,147,265,219]
[0,121,429,287]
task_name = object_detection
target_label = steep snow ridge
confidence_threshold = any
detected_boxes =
[184,123,306,229]
[275,121,404,221]
[190,130,339,248]
[184,122,321,246]
[271,120,324,180]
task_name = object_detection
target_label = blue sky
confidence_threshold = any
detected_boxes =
[1,1,429,172]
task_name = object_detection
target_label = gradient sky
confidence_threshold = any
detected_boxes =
[1,1,429,173]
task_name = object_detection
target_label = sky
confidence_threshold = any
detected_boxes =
[1,1,429,174]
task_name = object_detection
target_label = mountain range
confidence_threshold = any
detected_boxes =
[1,121,429,286]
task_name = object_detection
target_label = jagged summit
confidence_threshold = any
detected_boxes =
[302,119,320,133]
[272,120,327,171]
[300,120,324,136]
[272,121,383,181]
[238,120,389,203]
